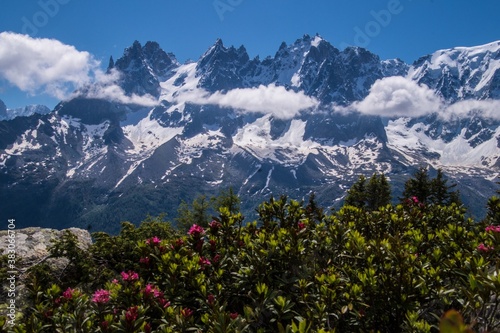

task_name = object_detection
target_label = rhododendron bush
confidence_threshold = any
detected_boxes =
[1,195,500,332]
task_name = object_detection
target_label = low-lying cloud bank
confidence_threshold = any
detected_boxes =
[77,69,159,107]
[173,84,319,120]
[352,76,444,118]
[347,76,500,121]
[0,32,158,107]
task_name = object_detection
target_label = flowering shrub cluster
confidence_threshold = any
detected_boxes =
[2,196,500,332]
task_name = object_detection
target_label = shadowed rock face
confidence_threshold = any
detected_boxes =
[0,99,7,119]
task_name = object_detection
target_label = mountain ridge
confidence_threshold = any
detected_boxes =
[1,35,499,233]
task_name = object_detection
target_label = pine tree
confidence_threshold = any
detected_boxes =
[402,167,432,203]
[345,175,367,208]
[486,196,500,225]
[176,194,212,231]
[305,192,325,222]
[485,176,500,225]
[366,173,392,210]
[402,167,462,206]
[345,174,392,211]
[213,187,240,215]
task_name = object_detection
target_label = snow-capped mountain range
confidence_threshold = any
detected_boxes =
[0,100,50,121]
[1,35,499,233]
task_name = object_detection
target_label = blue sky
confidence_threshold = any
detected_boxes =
[0,0,499,109]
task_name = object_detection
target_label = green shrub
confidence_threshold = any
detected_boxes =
[2,197,500,332]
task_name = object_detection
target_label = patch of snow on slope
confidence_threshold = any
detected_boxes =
[159,62,199,104]
[177,129,225,164]
[114,161,142,189]
[233,115,319,165]
[386,117,500,167]
[123,110,183,157]
[82,122,109,160]
[3,128,42,156]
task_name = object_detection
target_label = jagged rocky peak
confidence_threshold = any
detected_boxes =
[274,34,338,59]
[142,41,179,78]
[115,40,179,74]
[341,46,380,64]
[196,38,252,91]
[111,40,178,97]
[197,39,250,68]
[107,56,115,71]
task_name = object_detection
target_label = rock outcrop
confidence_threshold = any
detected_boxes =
[0,227,92,308]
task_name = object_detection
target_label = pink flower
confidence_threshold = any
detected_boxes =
[171,238,185,251]
[140,257,150,265]
[199,257,211,266]
[477,243,494,252]
[188,224,205,237]
[213,254,221,264]
[92,289,111,304]
[411,196,419,203]
[209,220,222,231]
[142,284,164,299]
[143,284,155,297]
[146,236,161,245]
[230,312,239,320]
[209,239,217,252]
[125,306,139,323]
[485,225,500,233]
[121,270,139,282]
[100,321,109,330]
[112,279,119,284]
[153,289,164,299]
[159,298,171,308]
[181,308,194,318]
[298,222,306,230]
[199,257,211,270]
[62,287,75,299]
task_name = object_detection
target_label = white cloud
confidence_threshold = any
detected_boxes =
[443,99,500,121]
[0,32,158,107]
[0,32,97,99]
[352,76,443,117]
[79,69,159,107]
[173,84,318,119]
[350,76,500,121]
